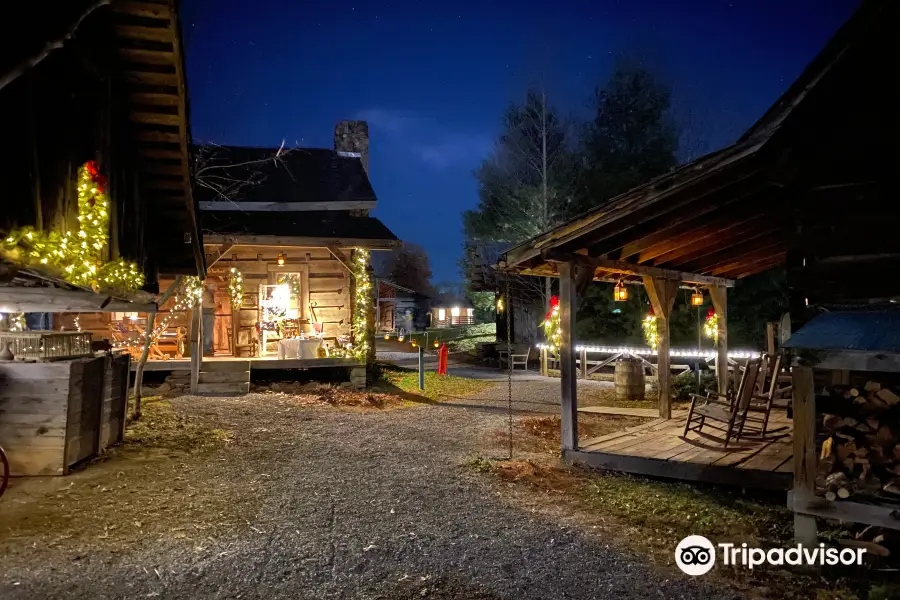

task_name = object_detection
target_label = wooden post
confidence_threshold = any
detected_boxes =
[643,277,678,419]
[709,285,729,396]
[765,322,776,356]
[792,364,818,546]
[558,262,578,451]
[190,306,202,394]
[540,346,548,377]
[580,348,588,379]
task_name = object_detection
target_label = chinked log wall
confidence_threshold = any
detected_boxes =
[208,245,353,340]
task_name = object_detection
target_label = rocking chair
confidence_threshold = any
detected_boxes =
[743,352,792,438]
[683,358,761,447]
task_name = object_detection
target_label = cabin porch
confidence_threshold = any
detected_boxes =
[571,407,793,490]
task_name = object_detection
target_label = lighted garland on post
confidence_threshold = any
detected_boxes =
[228,267,244,307]
[703,307,719,343]
[111,276,203,350]
[2,161,144,293]
[642,306,659,350]
[542,295,561,352]
[349,249,371,360]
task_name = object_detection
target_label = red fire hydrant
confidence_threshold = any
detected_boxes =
[437,343,449,376]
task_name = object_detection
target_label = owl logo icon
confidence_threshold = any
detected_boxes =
[675,536,716,576]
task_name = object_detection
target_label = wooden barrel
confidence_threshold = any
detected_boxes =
[615,357,646,401]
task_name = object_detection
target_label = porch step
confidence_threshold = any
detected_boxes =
[198,370,250,384]
[200,359,251,373]
[196,381,250,395]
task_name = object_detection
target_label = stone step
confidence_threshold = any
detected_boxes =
[196,381,250,396]
[198,370,250,384]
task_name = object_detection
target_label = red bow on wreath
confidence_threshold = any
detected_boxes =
[648,305,655,317]
[545,295,560,321]
[84,160,107,193]
[707,307,716,319]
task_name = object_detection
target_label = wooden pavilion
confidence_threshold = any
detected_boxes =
[500,0,899,490]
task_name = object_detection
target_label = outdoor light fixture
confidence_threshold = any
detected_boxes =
[496,296,504,312]
[691,290,704,306]
[384,333,390,340]
[434,340,440,348]
[411,340,417,347]
[277,252,286,266]
[398,335,405,342]
[613,281,628,302]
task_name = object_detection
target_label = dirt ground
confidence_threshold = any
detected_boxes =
[0,381,738,600]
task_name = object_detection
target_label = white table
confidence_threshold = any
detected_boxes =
[278,338,323,359]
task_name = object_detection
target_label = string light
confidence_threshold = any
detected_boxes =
[643,310,659,350]
[228,267,244,307]
[349,249,371,360]
[542,296,561,352]
[277,274,301,296]
[2,162,144,293]
[111,276,202,350]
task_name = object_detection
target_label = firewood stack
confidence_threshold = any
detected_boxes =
[817,381,900,503]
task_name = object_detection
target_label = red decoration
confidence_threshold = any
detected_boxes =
[648,305,655,317]
[545,295,560,321]
[437,344,449,375]
[707,307,716,319]
[84,160,107,192]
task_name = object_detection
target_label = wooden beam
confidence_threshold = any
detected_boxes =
[708,286,729,396]
[327,246,354,277]
[200,201,377,212]
[542,250,734,287]
[559,262,578,451]
[709,246,789,276]
[123,70,179,86]
[114,24,173,42]
[0,286,156,313]
[643,277,678,419]
[202,234,400,250]
[118,47,174,65]
[791,365,818,546]
[135,130,180,144]
[649,220,782,266]
[206,244,234,269]
[131,112,181,126]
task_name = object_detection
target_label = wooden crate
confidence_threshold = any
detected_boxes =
[0,330,93,361]
[0,355,129,476]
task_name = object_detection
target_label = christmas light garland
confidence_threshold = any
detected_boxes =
[542,295,561,353]
[642,307,659,350]
[277,273,302,296]
[227,267,244,307]
[111,276,202,350]
[2,161,144,293]
[703,307,719,343]
[349,249,371,360]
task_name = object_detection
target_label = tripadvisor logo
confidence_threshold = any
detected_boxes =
[675,536,867,576]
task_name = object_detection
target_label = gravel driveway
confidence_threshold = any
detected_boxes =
[0,386,734,599]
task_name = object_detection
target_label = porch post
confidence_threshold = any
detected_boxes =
[792,364,818,546]
[643,277,678,419]
[709,286,729,396]
[558,262,578,451]
[190,306,202,394]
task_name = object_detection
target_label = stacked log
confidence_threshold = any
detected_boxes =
[817,381,900,504]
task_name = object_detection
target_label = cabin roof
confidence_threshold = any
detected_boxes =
[784,311,900,354]
[501,0,898,298]
[194,146,376,205]
[201,210,399,246]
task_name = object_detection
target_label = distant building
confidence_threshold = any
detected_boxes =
[375,279,430,333]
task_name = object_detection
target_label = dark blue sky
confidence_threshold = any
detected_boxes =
[182,0,859,282]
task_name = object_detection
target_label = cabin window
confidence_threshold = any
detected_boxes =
[450,307,460,317]
[438,308,446,320]
[113,312,140,321]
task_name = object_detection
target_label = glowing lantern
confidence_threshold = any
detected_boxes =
[433,340,440,348]
[277,252,286,266]
[384,333,390,340]
[398,335,405,342]
[496,296,504,312]
[691,290,704,306]
[613,282,628,302]
[411,340,417,347]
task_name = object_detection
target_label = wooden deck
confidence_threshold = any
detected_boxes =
[568,410,793,490]
[131,356,365,372]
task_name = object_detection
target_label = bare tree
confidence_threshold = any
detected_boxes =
[192,140,298,206]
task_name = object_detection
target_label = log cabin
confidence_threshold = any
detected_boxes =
[0,0,203,475]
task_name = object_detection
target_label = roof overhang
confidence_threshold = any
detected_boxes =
[203,234,401,250]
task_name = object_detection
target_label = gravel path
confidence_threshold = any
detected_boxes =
[0,386,733,599]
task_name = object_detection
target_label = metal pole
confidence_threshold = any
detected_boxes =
[697,304,702,394]
[418,344,425,390]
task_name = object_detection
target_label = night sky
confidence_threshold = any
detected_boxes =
[181,0,859,283]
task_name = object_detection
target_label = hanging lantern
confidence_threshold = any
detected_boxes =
[433,340,440,348]
[398,335,404,342]
[277,252,286,266]
[411,340,417,347]
[384,333,390,340]
[613,281,628,302]
[691,290,704,306]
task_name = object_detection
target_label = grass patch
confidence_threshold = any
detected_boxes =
[378,369,494,400]
[126,396,232,452]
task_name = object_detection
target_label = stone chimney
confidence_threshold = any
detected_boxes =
[334,120,370,175]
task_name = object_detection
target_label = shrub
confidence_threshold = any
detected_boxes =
[671,370,718,401]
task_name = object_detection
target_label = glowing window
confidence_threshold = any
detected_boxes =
[438,309,446,320]
[450,307,461,317]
